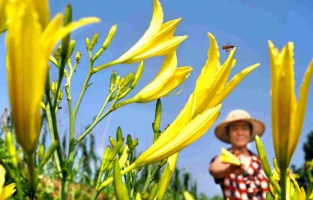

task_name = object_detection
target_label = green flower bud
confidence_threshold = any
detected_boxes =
[90,32,99,51]
[113,159,130,200]
[5,131,18,168]
[75,51,82,63]
[93,24,117,60]
[115,75,121,86]
[148,184,158,200]
[126,134,133,149]
[66,40,76,60]
[57,90,63,102]
[130,61,144,89]
[53,45,62,60]
[85,37,90,50]
[255,136,273,177]
[116,127,123,141]
[39,141,59,167]
[110,71,117,93]
[51,81,57,95]
[109,136,117,147]
[153,99,162,133]
[38,144,45,162]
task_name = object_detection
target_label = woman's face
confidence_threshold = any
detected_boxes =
[228,120,251,148]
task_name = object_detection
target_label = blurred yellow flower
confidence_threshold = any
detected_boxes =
[0,0,7,33]
[183,190,195,200]
[92,0,187,72]
[268,41,313,170]
[0,165,16,199]
[6,0,100,154]
[219,148,241,166]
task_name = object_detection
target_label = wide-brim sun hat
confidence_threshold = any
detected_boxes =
[214,109,265,144]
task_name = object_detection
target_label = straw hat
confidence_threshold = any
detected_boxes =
[214,109,265,144]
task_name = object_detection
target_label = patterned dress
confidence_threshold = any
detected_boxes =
[211,150,270,200]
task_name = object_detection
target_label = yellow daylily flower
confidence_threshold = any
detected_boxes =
[299,187,306,200]
[219,148,241,166]
[0,165,16,199]
[92,0,187,73]
[98,32,258,188]
[155,153,178,200]
[268,41,313,170]
[193,33,260,118]
[183,190,196,200]
[0,0,7,33]
[6,0,100,155]
[115,52,192,107]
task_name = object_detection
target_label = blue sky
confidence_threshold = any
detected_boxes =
[1,0,313,197]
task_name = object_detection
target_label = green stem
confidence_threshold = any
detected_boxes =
[45,103,63,177]
[281,169,287,200]
[27,153,35,199]
[142,165,153,194]
[75,89,120,145]
[92,59,119,74]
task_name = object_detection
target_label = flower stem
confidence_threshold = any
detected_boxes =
[142,165,153,194]
[281,169,287,200]
[26,153,35,199]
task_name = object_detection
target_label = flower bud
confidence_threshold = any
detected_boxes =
[51,81,57,96]
[113,159,130,200]
[75,51,82,63]
[57,90,63,103]
[90,32,99,51]
[85,37,90,50]
[93,24,117,60]
[116,127,123,141]
[153,99,162,133]
[53,45,62,60]
[38,144,45,162]
[126,134,133,149]
[66,40,76,60]
[130,61,144,89]
[255,136,273,177]
[109,71,117,93]
[5,131,18,168]
[115,75,121,86]
[39,141,59,167]
[109,136,117,147]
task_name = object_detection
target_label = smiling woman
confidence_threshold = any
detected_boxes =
[209,109,270,200]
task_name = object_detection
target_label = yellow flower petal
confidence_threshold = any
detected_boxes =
[193,43,236,117]
[0,0,7,32]
[205,63,260,109]
[124,36,187,64]
[140,67,192,102]
[290,59,313,162]
[156,153,178,199]
[33,0,50,28]
[219,148,241,166]
[0,165,5,193]
[183,190,196,200]
[133,95,195,165]
[134,52,178,98]
[6,0,46,154]
[0,183,16,199]
[299,187,306,200]
[137,104,221,166]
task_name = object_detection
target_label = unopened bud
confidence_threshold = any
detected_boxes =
[130,61,144,89]
[51,81,57,95]
[85,37,90,50]
[75,51,82,62]
[109,136,117,147]
[116,127,123,141]
[5,132,18,168]
[109,71,117,92]
[90,32,99,51]
[38,144,45,162]
[93,25,117,60]
[153,99,162,133]
[255,136,272,177]
[57,90,63,102]
[66,40,76,60]
[115,75,121,86]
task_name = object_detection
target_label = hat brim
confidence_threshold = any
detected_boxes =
[214,118,265,144]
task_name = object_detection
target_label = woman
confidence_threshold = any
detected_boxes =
[209,109,270,200]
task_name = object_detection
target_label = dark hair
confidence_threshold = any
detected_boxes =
[226,121,253,136]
